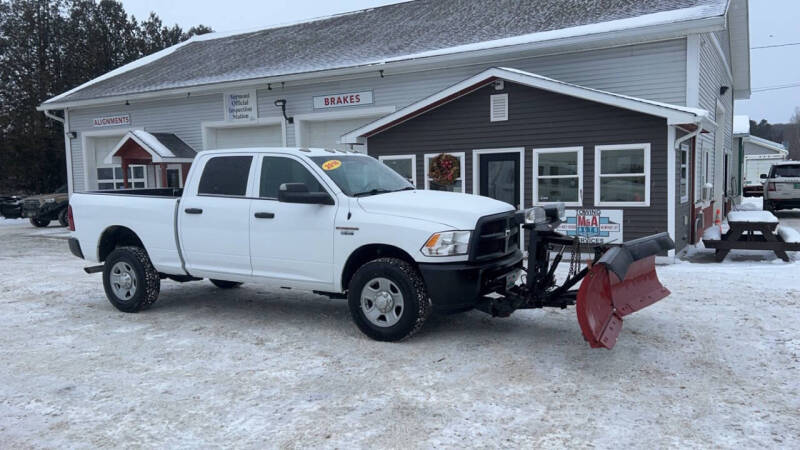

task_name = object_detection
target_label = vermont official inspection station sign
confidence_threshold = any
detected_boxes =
[556,208,623,244]
[225,90,257,121]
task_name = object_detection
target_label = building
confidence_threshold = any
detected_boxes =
[38,0,750,256]
[734,115,790,195]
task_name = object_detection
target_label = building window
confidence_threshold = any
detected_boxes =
[97,165,146,190]
[424,152,465,193]
[379,155,417,187]
[679,141,689,203]
[594,144,650,207]
[533,147,583,206]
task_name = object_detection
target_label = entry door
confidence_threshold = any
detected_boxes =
[249,155,338,289]
[479,152,520,208]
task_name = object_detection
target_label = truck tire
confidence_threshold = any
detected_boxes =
[347,257,431,342]
[58,208,69,227]
[29,218,50,227]
[102,246,160,313]
[210,279,242,289]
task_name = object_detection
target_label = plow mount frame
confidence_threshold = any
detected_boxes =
[475,218,674,349]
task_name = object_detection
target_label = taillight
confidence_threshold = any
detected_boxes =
[767,182,777,192]
[67,205,75,231]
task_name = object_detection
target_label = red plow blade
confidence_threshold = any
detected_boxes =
[576,233,674,349]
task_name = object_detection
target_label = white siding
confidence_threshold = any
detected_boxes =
[66,39,687,189]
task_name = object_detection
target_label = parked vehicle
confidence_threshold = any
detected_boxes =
[22,185,69,227]
[0,194,25,219]
[743,155,785,197]
[67,148,673,348]
[763,161,800,212]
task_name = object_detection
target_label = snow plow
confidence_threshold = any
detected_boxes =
[476,204,674,349]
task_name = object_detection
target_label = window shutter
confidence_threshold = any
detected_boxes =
[490,94,508,122]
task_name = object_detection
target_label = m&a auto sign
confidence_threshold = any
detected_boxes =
[556,208,623,244]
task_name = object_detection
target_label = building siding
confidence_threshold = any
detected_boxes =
[696,32,734,205]
[366,82,670,244]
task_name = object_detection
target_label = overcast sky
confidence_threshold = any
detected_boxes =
[119,0,800,123]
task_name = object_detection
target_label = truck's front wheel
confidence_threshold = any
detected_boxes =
[348,257,431,342]
[102,246,160,313]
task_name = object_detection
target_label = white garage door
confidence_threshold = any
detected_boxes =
[207,124,282,149]
[300,117,379,151]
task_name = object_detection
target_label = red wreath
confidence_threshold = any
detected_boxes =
[429,153,460,186]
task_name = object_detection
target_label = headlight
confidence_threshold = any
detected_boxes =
[524,203,566,224]
[421,230,471,256]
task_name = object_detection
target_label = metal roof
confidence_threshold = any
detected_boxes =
[42,0,728,107]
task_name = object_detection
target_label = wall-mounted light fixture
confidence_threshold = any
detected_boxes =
[274,99,293,123]
[379,69,384,78]
[268,83,272,90]
[719,86,729,96]
[125,100,130,106]
[66,131,77,139]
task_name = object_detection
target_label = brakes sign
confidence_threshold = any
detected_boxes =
[322,160,342,171]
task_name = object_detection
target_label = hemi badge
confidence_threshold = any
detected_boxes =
[336,226,359,236]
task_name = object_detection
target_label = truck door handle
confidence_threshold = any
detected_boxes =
[184,208,203,214]
[254,212,275,219]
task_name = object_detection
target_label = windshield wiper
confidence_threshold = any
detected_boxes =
[353,189,394,197]
[352,186,414,197]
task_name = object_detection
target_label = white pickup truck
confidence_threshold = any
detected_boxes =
[68,147,674,348]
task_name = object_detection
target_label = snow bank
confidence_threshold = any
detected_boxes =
[778,226,800,244]
[727,211,778,224]
[0,218,26,226]
[702,226,721,241]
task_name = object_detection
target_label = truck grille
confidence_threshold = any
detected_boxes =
[469,211,520,262]
[22,199,40,214]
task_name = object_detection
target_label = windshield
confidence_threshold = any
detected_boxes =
[310,155,413,196]
[772,165,800,178]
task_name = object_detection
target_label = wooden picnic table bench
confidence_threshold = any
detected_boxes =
[702,210,800,262]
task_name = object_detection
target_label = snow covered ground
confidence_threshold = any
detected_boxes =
[0,214,798,448]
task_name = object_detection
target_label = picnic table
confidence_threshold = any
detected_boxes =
[702,210,800,262]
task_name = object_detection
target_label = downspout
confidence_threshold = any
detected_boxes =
[43,109,64,124]
[737,137,744,196]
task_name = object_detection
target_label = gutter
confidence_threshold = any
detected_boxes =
[37,15,726,112]
[43,109,65,123]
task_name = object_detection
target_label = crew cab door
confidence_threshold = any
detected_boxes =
[249,155,338,289]
[179,154,256,278]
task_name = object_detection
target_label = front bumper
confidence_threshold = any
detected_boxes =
[68,238,84,259]
[418,250,523,313]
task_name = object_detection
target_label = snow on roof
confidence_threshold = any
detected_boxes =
[733,115,750,135]
[341,67,712,142]
[745,135,789,154]
[105,130,196,164]
[41,0,728,107]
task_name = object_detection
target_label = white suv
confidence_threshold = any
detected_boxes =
[763,161,800,212]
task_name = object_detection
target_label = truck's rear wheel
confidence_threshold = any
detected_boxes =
[210,279,242,289]
[102,246,160,313]
[347,257,431,342]
[29,218,50,227]
[58,208,69,227]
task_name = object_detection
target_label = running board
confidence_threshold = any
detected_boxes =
[83,265,103,274]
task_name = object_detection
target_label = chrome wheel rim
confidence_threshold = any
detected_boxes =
[110,261,137,301]
[360,277,405,327]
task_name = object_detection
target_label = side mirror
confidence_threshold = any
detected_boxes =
[278,183,334,205]
[760,174,767,179]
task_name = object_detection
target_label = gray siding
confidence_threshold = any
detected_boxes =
[65,39,687,191]
[696,32,734,201]
[366,82,670,244]
[744,140,782,156]
[67,93,222,191]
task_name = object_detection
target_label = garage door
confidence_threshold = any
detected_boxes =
[300,117,379,151]
[207,124,282,149]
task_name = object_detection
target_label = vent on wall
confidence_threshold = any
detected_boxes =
[490,94,508,122]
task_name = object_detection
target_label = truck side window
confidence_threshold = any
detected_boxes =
[260,156,324,199]
[197,156,253,196]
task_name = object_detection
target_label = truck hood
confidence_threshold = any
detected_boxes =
[356,190,515,229]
